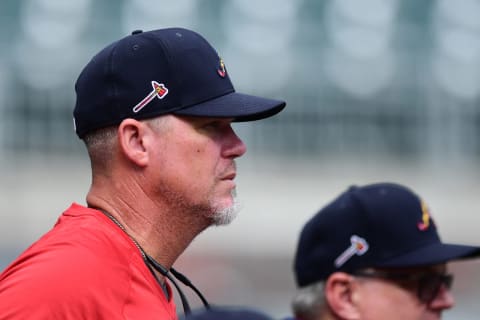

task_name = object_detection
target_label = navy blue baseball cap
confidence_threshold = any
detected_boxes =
[181,307,274,320]
[294,182,480,287]
[73,27,286,138]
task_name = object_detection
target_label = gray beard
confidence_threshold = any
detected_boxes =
[208,195,241,226]
[156,183,241,226]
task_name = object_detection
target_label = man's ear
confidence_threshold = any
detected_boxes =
[117,118,149,167]
[324,272,361,320]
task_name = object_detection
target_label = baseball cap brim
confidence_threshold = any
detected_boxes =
[172,91,286,122]
[375,242,480,268]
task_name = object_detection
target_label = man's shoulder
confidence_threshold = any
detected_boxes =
[0,205,140,317]
[1,204,137,289]
[50,203,136,257]
[1,203,176,318]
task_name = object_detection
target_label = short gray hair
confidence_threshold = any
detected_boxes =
[83,126,117,174]
[291,282,326,320]
[82,117,170,175]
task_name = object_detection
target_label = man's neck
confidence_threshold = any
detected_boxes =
[86,186,209,269]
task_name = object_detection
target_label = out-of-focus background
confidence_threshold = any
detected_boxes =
[1,0,480,318]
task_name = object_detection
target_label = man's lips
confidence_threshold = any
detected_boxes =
[222,172,236,180]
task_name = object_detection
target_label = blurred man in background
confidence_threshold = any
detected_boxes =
[0,27,285,319]
[291,182,480,320]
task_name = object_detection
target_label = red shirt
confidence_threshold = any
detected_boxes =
[0,203,178,319]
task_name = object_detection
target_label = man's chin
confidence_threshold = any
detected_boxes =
[210,200,242,226]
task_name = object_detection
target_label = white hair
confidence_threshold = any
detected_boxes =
[291,282,326,320]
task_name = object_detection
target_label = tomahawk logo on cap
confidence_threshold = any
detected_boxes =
[132,81,169,113]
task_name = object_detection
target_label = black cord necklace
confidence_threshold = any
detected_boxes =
[99,209,210,315]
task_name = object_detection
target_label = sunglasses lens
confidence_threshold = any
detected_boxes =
[353,270,454,304]
[418,274,453,303]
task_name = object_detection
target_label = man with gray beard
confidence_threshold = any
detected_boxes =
[0,27,285,320]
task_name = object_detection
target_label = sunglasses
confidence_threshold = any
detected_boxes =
[352,270,454,303]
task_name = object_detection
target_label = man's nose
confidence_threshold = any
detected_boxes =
[428,284,455,311]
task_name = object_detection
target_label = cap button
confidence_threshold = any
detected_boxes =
[131,30,143,35]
